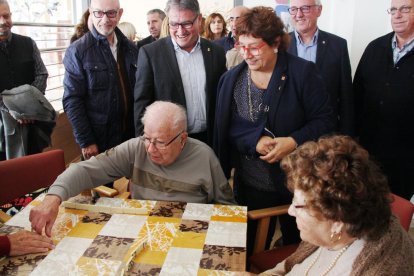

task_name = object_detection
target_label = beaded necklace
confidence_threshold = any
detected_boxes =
[247,68,254,122]
[304,243,351,276]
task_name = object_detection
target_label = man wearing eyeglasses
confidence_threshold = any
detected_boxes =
[134,0,226,147]
[29,101,236,237]
[214,5,249,53]
[287,0,354,136]
[354,0,414,200]
[62,0,138,173]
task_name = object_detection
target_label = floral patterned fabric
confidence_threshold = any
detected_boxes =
[0,195,248,275]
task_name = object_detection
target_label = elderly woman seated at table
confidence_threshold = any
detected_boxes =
[262,135,414,276]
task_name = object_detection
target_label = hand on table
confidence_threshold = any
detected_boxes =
[82,144,99,160]
[8,230,55,256]
[257,136,297,164]
[29,195,61,237]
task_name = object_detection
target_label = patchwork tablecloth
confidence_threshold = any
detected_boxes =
[0,194,247,275]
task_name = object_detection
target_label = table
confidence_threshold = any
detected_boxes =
[0,194,247,275]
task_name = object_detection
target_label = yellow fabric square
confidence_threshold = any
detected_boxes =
[67,223,103,239]
[198,268,232,275]
[172,232,206,249]
[63,208,88,216]
[147,216,181,224]
[137,220,177,252]
[211,216,247,223]
[133,247,167,265]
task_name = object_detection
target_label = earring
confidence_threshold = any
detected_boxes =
[274,48,278,54]
[330,231,342,243]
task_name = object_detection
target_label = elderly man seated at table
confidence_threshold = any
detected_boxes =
[30,101,235,237]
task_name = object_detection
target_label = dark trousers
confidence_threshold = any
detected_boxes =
[378,158,414,200]
[234,183,301,258]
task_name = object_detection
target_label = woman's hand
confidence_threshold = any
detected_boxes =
[258,137,297,164]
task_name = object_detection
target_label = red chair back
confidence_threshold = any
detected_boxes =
[0,150,65,205]
[390,193,414,231]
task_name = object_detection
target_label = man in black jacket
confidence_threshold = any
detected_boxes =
[354,0,414,200]
[287,0,354,136]
[137,9,166,53]
[134,0,226,146]
[0,0,48,160]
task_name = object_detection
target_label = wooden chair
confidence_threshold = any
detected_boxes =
[0,150,65,222]
[247,193,414,273]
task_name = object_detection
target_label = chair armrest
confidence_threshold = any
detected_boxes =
[248,205,290,254]
[248,205,290,220]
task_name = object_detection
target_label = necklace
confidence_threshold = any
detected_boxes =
[247,69,254,122]
[304,244,351,276]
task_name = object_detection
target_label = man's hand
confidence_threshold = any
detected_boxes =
[82,144,99,160]
[17,119,35,124]
[29,195,61,237]
[258,137,297,164]
[8,230,55,256]
[256,136,275,155]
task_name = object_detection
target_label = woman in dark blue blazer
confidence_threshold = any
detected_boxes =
[213,7,335,257]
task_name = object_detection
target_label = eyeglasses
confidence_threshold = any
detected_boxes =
[287,5,320,15]
[92,10,118,18]
[228,16,240,22]
[169,15,198,30]
[235,41,267,56]
[387,5,413,15]
[140,131,183,150]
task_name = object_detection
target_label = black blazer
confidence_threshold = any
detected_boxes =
[136,35,155,53]
[133,37,226,145]
[288,30,354,136]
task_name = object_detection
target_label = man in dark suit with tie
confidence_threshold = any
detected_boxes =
[134,0,226,146]
[287,0,354,136]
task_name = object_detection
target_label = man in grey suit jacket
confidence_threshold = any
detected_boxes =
[134,0,226,146]
[287,0,354,136]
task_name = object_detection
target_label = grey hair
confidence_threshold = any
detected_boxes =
[141,101,187,132]
[0,0,9,6]
[165,0,200,15]
[315,0,322,5]
[148,9,166,20]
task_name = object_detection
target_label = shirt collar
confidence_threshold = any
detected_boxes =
[295,29,319,46]
[392,33,414,50]
[171,35,201,53]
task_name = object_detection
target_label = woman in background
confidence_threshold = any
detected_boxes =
[118,22,137,42]
[69,10,92,44]
[213,6,335,256]
[204,12,227,40]
[262,135,414,275]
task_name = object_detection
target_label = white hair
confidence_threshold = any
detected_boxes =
[141,101,187,132]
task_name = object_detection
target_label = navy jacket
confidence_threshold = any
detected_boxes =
[214,52,335,178]
[288,30,354,136]
[63,27,137,151]
[213,32,234,53]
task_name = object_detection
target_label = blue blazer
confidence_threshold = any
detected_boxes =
[288,30,354,136]
[213,52,335,178]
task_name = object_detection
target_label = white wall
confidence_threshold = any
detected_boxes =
[242,0,392,76]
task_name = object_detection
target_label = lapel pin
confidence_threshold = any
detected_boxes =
[281,75,286,80]
[207,47,211,52]
[322,40,326,44]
